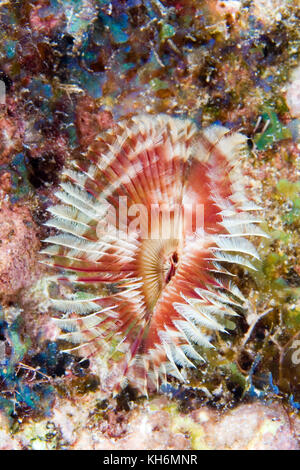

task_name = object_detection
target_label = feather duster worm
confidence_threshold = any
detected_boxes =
[42,114,267,394]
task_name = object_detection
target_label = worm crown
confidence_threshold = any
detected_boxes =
[42,114,267,394]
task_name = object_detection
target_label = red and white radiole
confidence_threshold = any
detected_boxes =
[42,114,267,394]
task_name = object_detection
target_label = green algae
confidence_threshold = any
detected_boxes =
[254,109,292,150]
[159,23,175,41]
[276,179,300,200]
[149,77,169,91]
[276,179,300,225]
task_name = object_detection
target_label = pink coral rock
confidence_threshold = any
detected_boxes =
[0,202,40,300]
[286,66,300,118]
[0,116,22,165]
[193,402,299,450]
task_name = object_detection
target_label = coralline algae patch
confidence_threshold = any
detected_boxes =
[0,0,299,447]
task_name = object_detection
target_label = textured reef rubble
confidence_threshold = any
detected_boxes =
[0,0,299,450]
[1,395,300,450]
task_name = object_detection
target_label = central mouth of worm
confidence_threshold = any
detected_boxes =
[138,238,181,311]
[165,251,179,284]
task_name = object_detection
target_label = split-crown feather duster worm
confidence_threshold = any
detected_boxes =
[42,114,267,394]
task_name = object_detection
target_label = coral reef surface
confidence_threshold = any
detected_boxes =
[0,0,299,450]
